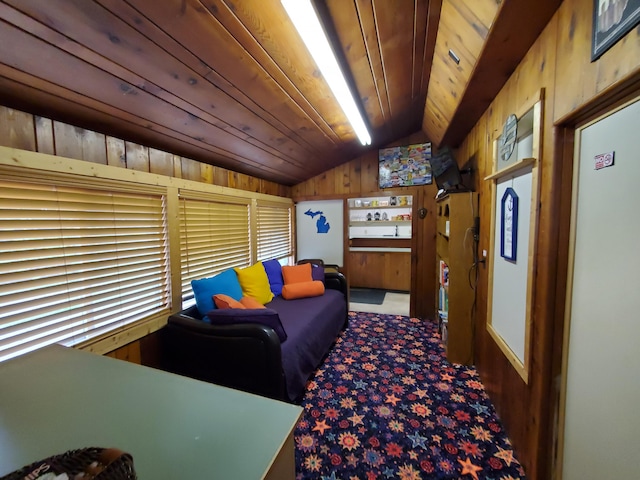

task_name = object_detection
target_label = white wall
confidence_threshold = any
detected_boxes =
[490,165,533,365]
[295,200,344,266]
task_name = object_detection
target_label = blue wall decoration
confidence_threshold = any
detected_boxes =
[500,187,519,261]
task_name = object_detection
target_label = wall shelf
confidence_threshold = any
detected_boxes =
[484,157,536,181]
[349,220,412,226]
[350,205,411,210]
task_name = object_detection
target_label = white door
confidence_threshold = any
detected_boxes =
[561,98,640,479]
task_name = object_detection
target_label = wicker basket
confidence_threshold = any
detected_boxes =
[1,447,136,480]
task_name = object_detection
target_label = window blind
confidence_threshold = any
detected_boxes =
[179,196,250,304]
[0,180,170,362]
[256,202,292,262]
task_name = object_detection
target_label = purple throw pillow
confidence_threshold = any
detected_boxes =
[262,259,284,296]
[205,308,287,342]
[311,263,325,283]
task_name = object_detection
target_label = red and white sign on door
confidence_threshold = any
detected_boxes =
[594,151,615,170]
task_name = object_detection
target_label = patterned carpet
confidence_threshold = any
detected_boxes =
[294,312,526,479]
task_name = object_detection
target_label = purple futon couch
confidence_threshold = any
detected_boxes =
[161,266,348,403]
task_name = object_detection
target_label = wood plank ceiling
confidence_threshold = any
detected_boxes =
[0,0,560,186]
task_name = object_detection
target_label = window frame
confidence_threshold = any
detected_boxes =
[178,191,252,308]
[254,200,294,264]
[0,147,293,358]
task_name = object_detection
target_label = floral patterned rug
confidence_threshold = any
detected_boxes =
[294,312,526,479]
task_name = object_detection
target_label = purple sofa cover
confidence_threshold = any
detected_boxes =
[266,288,346,401]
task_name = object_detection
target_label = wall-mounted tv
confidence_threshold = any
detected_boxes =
[379,142,432,188]
[430,147,466,192]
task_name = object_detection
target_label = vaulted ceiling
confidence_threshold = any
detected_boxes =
[0,0,560,186]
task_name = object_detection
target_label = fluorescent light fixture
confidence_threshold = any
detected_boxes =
[282,0,371,146]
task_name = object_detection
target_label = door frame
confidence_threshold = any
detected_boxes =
[550,87,640,479]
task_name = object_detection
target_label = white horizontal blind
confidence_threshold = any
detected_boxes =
[0,180,170,362]
[179,196,250,304]
[256,202,292,262]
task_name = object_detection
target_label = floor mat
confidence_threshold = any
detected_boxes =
[349,288,386,305]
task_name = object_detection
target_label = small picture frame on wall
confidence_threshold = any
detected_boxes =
[500,187,518,261]
[592,0,640,61]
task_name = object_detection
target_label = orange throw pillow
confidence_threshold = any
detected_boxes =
[240,296,267,309]
[281,280,325,300]
[282,263,313,285]
[213,293,245,309]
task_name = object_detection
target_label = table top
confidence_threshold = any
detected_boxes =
[0,345,302,478]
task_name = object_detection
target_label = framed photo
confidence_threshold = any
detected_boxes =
[378,142,432,188]
[500,187,518,261]
[592,0,640,61]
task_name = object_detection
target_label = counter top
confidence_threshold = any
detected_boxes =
[349,247,411,252]
[0,346,302,479]
[349,236,412,250]
[349,235,411,239]
[349,220,411,225]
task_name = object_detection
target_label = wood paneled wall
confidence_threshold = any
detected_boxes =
[0,106,291,197]
[423,0,501,143]
[291,131,441,320]
[106,331,163,369]
[454,1,640,479]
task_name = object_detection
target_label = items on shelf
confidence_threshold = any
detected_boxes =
[439,260,449,287]
[440,317,448,343]
[439,285,449,312]
[348,195,413,238]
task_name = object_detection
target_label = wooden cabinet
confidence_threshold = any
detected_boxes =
[348,250,411,291]
[436,192,478,365]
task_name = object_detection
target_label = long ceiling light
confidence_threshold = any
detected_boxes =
[281,0,371,146]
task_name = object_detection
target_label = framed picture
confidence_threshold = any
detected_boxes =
[592,0,640,61]
[500,187,518,261]
[378,142,432,188]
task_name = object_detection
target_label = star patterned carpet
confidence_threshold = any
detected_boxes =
[294,311,526,479]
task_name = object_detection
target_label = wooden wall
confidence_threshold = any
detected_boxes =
[291,130,440,319]
[106,332,163,369]
[0,106,290,197]
[454,1,640,479]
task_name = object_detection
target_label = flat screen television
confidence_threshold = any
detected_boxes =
[429,147,465,192]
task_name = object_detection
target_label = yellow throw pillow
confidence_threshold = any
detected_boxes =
[234,263,274,305]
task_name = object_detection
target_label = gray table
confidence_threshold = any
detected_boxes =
[0,345,302,479]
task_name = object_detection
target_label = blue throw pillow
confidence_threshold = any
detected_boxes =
[205,308,287,342]
[262,259,284,296]
[191,269,243,316]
